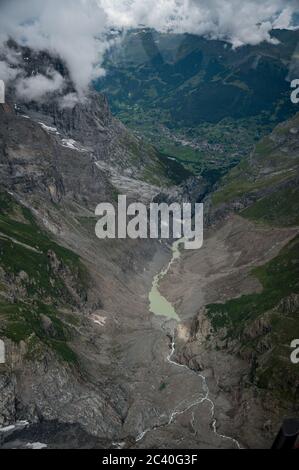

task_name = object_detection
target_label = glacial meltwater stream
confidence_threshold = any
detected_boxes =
[139,239,241,448]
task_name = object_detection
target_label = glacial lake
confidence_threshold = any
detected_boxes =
[149,239,184,321]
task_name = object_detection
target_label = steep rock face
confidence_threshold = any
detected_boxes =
[278,294,299,314]
[1,338,123,436]
[0,101,113,208]
[0,42,189,188]
[20,91,168,181]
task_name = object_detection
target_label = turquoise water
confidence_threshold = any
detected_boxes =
[149,239,184,321]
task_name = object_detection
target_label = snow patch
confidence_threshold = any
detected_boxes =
[39,122,59,134]
[26,442,47,450]
[61,138,87,152]
[0,420,29,433]
[91,313,107,327]
[0,425,16,433]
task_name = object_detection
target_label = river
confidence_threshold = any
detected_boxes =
[141,239,241,448]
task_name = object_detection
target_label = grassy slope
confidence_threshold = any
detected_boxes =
[212,114,299,212]
[241,186,299,227]
[120,130,192,185]
[0,192,88,363]
[207,236,299,402]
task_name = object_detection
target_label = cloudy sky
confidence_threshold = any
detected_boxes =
[0,0,298,100]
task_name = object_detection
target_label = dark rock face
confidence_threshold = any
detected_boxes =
[19,91,161,178]
[278,294,299,314]
[0,103,112,209]
[2,42,183,184]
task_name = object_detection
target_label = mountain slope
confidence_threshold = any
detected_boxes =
[210,112,299,220]
[0,79,181,444]
[159,113,299,447]
[5,42,191,188]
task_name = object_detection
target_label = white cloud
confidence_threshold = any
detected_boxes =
[0,0,298,101]
[15,70,65,101]
[100,0,299,47]
[0,60,19,83]
[0,0,110,96]
[0,45,22,82]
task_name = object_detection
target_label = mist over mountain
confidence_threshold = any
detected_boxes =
[0,0,299,102]
[101,0,299,46]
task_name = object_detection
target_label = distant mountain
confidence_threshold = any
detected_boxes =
[97,29,299,176]
[100,29,298,123]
